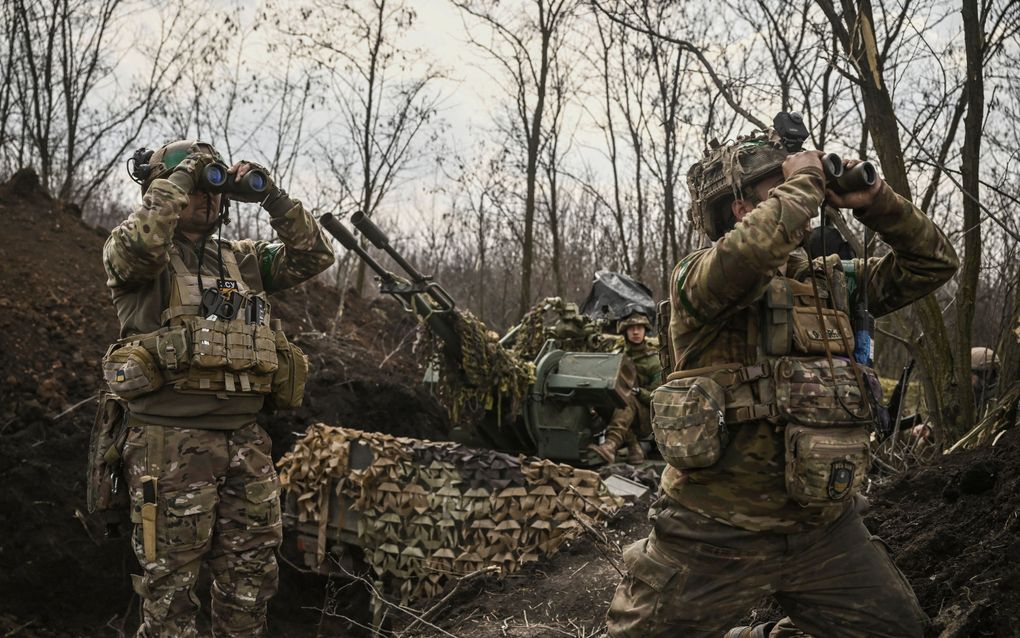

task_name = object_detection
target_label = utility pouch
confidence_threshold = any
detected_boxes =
[651,375,728,469]
[103,343,164,399]
[86,392,129,514]
[187,317,228,368]
[790,307,853,356]
[266,331,308,410]
[762,280,794,356]
[784,424,870,505]
[774,357,873,428]
[155,326,189,372]
[252,324,279,374]
[225,319,256,371]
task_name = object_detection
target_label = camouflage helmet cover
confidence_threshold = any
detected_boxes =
[686,130,788,240]
[140,139,223,193]
[617,311,652,334]
[970,347,999,372]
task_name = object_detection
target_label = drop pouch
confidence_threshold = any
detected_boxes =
[102,343,164,399]
[86,392,129,514]
[784,424,870,505]
[266,331,308,410]
[651,375,728,469]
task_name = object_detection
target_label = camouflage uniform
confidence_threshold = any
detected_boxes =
[599,314,662,459]
[103,142,335,637]
[606,140,958,636]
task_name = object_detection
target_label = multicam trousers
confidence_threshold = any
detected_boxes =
[122,421,283,638]
[606,496,926,638]
[604,393,650,448]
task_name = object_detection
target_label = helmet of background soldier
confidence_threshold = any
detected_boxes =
[970,347,1000,372]
[136,139,224,194]
[686,130,788,241]
[617,311,652,335]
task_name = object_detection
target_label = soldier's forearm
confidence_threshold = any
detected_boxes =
[855,186,959,316]
[103,180,188,288]
[261,198,336,293]
[677,170,824,324]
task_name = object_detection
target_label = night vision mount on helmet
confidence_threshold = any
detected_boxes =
[687,113,877,241]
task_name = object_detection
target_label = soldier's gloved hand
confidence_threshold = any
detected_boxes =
[167,152,218,194]
[227,161,277,203]
[825,158,884,211]
[782,150,824,180]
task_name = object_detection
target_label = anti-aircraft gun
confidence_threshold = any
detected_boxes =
[318,212,636,466]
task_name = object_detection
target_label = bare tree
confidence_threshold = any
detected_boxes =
[281,0,443,294]
[455,0,580,315]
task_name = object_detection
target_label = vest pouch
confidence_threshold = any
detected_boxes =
[252,324,279,374]
[651,376,728,469]
[225,319,256,371]
[785,424,870,505]
[266,331,308,410]
[790,306,853,356]
[188,317,228,368]
[774,357,873,428]
[155,326,189,372]
[103,343,164,399]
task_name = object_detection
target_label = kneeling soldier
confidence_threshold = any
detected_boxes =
[606,128,957,637]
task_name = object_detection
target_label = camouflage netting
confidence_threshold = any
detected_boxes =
[278,424,624,602]
[510,296,615,360]
[426,308,536,423]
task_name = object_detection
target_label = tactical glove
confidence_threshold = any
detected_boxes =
[166,151,218,194]
[229,161,276,204]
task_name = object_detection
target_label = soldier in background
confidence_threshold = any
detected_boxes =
[971,346,999,420]
[101,140,334,637]
[589,311,662,464]
[606,129,958,637]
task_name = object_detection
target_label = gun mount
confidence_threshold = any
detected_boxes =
[320,212,634,466]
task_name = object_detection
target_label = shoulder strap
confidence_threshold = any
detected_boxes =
[217,240,245,285]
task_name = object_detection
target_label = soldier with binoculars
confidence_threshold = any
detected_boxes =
[96,140,335,637]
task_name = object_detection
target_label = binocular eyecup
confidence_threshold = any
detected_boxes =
[197,162,269,198]
[821,154,877,194]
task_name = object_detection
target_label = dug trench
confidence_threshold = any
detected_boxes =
[0,169,1018,637]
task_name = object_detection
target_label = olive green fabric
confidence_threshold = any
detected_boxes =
[102,177,335,429]
[603,337,661,447]
[663,173,958,533]
[606,498,926,638]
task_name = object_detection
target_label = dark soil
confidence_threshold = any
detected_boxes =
[2,168,1020,638]
[865,429,1020,637]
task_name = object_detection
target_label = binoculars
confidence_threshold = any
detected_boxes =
[820,154,877,195]
[196,162,270,199]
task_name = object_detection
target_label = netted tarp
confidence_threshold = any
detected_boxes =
[278,424,624,602]
[579,271,656,329]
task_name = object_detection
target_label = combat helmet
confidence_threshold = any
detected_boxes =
[617,311,652,334]
[687,130,788,241]
[130,139,224,194]
[970,347,1000,372]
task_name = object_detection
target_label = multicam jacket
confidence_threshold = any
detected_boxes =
[663,166,958,532]
[620,338,662,405]
[103,177,335,429]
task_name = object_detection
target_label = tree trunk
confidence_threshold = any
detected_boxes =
[954,0,984,438]
[818,0,963,441]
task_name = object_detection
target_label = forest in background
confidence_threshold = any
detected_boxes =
[2,0,1020,445]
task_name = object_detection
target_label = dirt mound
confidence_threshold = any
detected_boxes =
[865,428,1020,637]
[0,169,448,636]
